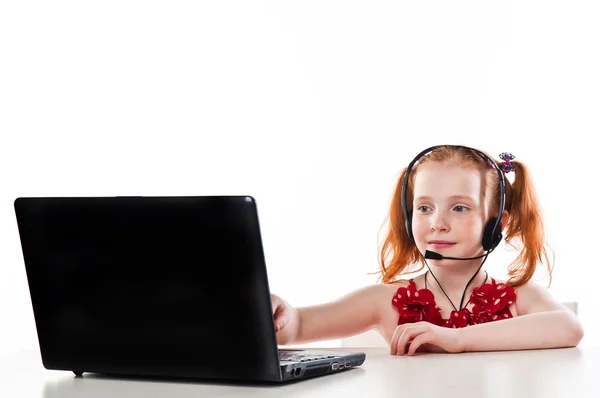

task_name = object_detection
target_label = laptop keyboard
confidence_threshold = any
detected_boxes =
[278,351,338,362]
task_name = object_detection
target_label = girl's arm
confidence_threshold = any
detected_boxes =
[274,284,391,345]
[459,281,584,351]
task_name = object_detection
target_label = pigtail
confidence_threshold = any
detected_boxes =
[503,161,555,287]
[378,168,424,283]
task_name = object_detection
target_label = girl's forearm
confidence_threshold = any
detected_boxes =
[460,309,583,352]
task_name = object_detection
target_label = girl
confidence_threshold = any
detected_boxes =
[272,145,584,355]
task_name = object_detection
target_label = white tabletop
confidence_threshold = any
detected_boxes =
[1,346,599,398]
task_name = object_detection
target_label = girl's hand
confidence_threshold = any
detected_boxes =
[271,293,301,345]
[271,293,293,333]
[389,321,465,356]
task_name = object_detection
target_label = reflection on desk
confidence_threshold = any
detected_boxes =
[1,346,599,398]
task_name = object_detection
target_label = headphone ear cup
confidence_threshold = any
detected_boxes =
[482,217,502,251]
[405,211,414,242]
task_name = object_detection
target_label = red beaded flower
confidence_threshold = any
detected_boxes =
[470,278,516,323]
[392,280,443,326]
[443,308,472,328]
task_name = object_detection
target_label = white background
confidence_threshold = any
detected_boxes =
[1,1,599,357]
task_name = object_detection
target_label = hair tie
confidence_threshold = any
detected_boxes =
[499,152,516,173]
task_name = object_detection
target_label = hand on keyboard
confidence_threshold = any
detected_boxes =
[271,293,300,345]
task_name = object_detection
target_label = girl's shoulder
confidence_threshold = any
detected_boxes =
[508,279,567,315]
[384,274,428,290]
[366,279,420,304]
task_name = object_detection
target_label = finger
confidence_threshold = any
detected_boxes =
[389,325,404,355]
[397,325,426,356]
[271,296,283,331]
[274,314,288,332]
[396,327,416,356]
[271,295,281,315]
[407,333,429,356]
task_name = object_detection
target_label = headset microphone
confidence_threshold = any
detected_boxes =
[423,250,489,261]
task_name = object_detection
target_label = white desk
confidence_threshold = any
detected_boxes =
[1,346,599,397]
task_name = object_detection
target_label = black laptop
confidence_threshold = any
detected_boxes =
[13,196,366,383]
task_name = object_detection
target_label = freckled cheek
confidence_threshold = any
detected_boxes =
[458,218,484,238]
[411,219,430,241]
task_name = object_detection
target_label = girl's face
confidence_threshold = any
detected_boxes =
[411,163,489,265]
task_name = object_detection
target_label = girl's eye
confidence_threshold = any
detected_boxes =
[416,205,431,212]
[454,205,468,212]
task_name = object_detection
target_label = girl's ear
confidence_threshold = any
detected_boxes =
[500,210,510,232]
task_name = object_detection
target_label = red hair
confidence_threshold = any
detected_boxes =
[378,145,554,287]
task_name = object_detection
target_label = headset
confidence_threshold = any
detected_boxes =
[401,145,506,259]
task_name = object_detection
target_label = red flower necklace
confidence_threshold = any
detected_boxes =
[392,272,516,328]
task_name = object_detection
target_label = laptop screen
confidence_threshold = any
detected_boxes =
[15,196,281,381]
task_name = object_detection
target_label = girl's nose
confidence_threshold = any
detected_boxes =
[430,211,450,232]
